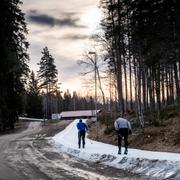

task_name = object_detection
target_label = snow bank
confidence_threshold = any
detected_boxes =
[19,117,48,122]
[52,119,180,179]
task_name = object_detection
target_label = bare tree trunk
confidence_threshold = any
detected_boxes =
[155,64,161,123]
[169,66,175,104]
[165,67,170,105]
[123,56,128,112]
[174,62,180,116]
[148,68,153,109]
[126,0,133,110]
[142,65,147,111]
[117,0,124,114]
[161,66,165,106]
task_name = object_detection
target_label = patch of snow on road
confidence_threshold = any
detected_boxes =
[27,122,42,132]
[52,119,180,179]
[19,117,47,122]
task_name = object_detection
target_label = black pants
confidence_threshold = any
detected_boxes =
[78,130,86,148]
[117,128,128,150]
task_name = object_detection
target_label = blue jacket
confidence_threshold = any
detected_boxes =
[77,121,88,131]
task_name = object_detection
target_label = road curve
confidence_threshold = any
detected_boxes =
[0,121,151,180]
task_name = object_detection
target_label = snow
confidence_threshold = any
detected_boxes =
[19,117,48,122]
[52,119,180,179]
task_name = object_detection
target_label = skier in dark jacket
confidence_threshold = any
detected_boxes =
[114,115,132,155]
[77,119,88,148]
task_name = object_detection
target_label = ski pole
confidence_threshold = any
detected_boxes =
[114,130,124,140]
[118,134,124,140]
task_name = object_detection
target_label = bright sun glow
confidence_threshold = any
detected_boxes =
[81,7,102,33]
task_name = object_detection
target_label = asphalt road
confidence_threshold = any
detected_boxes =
[0,121,152,180]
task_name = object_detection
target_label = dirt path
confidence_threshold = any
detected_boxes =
[0,120,153,180]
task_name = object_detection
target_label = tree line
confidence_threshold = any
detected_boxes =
[0,0,29,130]
[25,53,101,120]
[0,0,101,131]
[2,0,179,131]
[99,0,180,125]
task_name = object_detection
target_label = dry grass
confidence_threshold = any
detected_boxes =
[87,117,180,153]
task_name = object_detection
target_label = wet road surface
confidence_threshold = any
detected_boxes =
[0,121,153,180]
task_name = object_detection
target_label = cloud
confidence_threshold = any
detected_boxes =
[27,11,87,28]
[59,34,89,40]
[21,0,100,92]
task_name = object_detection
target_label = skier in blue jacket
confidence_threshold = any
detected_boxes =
[77,119,88,148]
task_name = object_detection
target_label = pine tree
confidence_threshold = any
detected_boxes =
[26,71,43,118]
[100,0,180,126]
[0,0,29,130]
[28,71,40,95]
[37,47,58,118]
[63,90,71,111]
[38,47,58,92]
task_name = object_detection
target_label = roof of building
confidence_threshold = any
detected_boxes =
[60,110,101,118]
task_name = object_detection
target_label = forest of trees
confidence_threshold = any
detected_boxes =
[0,0,29,130]
[0,0,102,131]
[1,0,180,131]
[24,47,99,119]
[98,0,180,124]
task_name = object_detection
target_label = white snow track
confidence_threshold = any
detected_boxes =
[53,119,180,180]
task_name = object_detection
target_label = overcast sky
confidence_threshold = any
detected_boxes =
[21,0,101,93]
